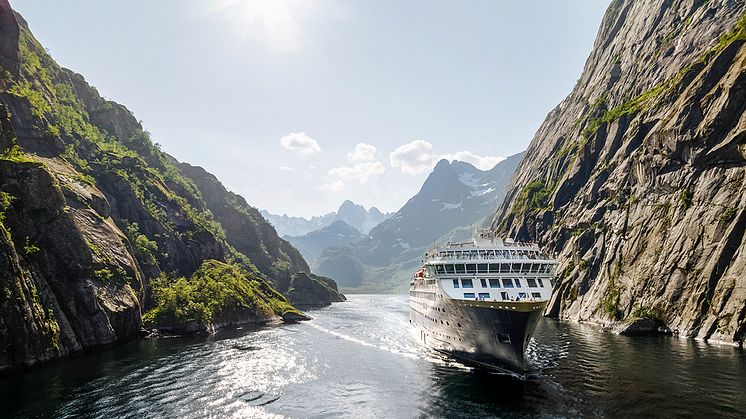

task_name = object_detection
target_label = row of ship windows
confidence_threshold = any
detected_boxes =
[435,249,547,260]
[452,277,545,289]
[430,263,552,275]
[415,309,460,328]
[414,313,464,343]
[463,292,541,300]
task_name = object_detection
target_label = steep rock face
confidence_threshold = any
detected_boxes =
[0,149,142,371]
[493,0,746,345]
[0,0,17,75]
[177,162,309,286]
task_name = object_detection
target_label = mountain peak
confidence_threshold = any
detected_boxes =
[338,199,364,212]
[433,158,452,171]
[450,160,480,174]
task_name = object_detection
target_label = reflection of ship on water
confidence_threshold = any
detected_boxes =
[409,229,558,371]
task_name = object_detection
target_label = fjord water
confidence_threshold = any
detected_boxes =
[2,295,744,418]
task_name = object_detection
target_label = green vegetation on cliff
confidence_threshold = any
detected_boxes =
[512,181,552,215]
[6,26,232,252]
[143,260,301,329]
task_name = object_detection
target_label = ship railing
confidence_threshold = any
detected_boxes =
[503,240,540,247]
[423,254,552,262]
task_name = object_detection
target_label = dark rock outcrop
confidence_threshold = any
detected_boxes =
[285,272,346,308]
[493,1,746,345]
[611,317,672,336]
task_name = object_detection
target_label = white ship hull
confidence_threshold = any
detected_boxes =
[409,231,557,371]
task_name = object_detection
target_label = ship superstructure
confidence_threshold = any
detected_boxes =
[409,229,558,371]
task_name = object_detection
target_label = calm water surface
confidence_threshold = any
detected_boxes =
[2,295,745,418]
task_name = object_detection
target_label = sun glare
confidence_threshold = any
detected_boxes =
[205,0,306,52]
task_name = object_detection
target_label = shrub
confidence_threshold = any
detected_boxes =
[512,181,552,215]
[631,305,663,321]
[22,237,40,255]
[720,207,737,223]
[92,268,113,281]
[602,279,621,320]
[678,188,693,209]
[0,191,13,226]
[124,221,158,265]
[143,260,300,327]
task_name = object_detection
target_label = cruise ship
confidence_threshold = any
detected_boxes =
[409,230,558,371]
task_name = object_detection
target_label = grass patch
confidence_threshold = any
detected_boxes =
[678,188,693,209]
[602,279,621,320]
[720,207,737,223]
[124,221,159,266]
[92,268,113,281]
[22,237,40,255]
[631,304,663,321]
[0,191,13,222]
[511,180,553,216]
[0,145,36,163]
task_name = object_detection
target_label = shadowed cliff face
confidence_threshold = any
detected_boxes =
[0,2,340,370]
[493,0,746,345]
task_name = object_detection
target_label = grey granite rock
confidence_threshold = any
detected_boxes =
[493,0,746,346]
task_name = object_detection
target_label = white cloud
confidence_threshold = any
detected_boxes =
[329,161,385,184]
[347,143,378,163]
[437,151,505,170]
[278,165,296,172]
[317,180,345,192]
[280,132,320,154]
[389,140,434,175]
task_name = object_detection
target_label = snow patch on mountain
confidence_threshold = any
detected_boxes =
[470,187,496,198]
[457,172,481,189]
[440,202,463,211]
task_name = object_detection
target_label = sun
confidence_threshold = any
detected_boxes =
[205,0,306,52]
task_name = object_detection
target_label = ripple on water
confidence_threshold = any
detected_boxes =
[1,295,745,418]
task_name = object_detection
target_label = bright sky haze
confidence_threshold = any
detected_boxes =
[14,0,610,217]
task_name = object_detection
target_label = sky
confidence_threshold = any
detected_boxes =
[13,0,610,218]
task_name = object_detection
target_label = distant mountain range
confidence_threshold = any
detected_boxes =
[313,153,524,291]
[261,200,391,237]
[285,220,365,266]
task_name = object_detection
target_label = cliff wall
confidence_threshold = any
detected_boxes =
[493,0,746,345]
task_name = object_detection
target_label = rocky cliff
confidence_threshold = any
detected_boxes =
[493,0,746,345]
[0,1,341,371]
